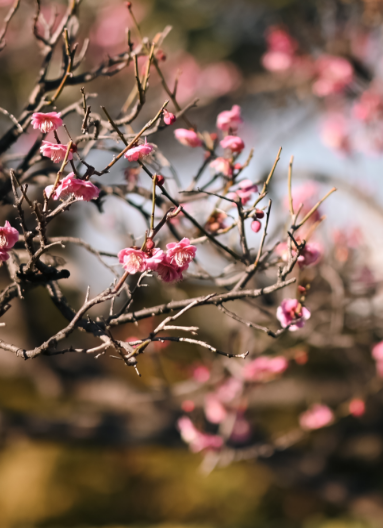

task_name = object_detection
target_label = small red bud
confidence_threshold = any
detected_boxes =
[126,2,132,8]
[145,239,154,250]
[251,220,262,233]
[163,110,176,126]
[234,163,242,171]
[255,209,264,219]
[298,285,306,293]
[70,143,77,153]
[155,49,166,62]
[155,174,165,186]
[182,400,195,413]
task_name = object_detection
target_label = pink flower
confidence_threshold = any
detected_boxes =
[45,173,99,202]
[166,238,197,268]
[261,26,298,72]
[215,377,243,403]
[227,179,258,206]
[320,114,351,154]
[204,393,227,424]
[372,342,383,362]
[262,50,294,72]
[177,416,223,452]
[216,105,243,132]
[353,90,383,122]
[299,404,334,430]
[0,221,19,261]
[286,182,320,219]
[209,157,233,177]
[40,141,74,163]
[118,247,164,275]
[313,55,354,97]
[230,415,252,443]
[243,356,288,382]
[124,139,154,162]
[31,112,63,133]
[157,259,185,283]
[349,399,365,417]
[192,365,210,383]
[276,241,322,268]
[163,109,176,125]
[276,298,311,331]
[220,135,245,153]
[174,129,203,148]
[206,211,227,232]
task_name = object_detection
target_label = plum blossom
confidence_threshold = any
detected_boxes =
[261,26,298,72]
[230,415,252,444]
[192,365,210,383]
[31,112,63,133]
[251,220,262,233]
[320,113,352,154]
[0,221,19,261]
[206,211,227,232]
[177,416,223,453]
[156,259,185,283]
[209,157,233,177]
[299,404,334,430]
[372,341,383,378]
[124,139,154,162]
[204,393,227,424]
[349,399,366,417]
[174,129,202,148]
[215,377,243,403]
[277,298,311,331]
[220,135,245,153]
[277,241,322,269]
[216,105,243,131]
[243,356,288,382]
[313,55,354,97]
[40,141,74,163]
[227,179,258,206]
[286,182,320,219]
[166,238,197,268]
[118,247,164,275]
[353,90,383,122]
[45,173,99,202]
[163,110,176,125]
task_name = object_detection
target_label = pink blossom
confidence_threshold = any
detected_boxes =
[265,26,298,55]
[276,241,322,269]
[299,404,334,430]
[45,173,99,202]
[262,51,294,72]
[230,416,252,443]
[215,377,243,403]
[31,112,63,133]
[174,129,202,148]
[349,399,366,417]
[40,141,74,163]
[276,298,311,331]
[372,342,383,362]
[166,238,197,268]
[209,157,233,177]
[192,365,210,383]
[157,259,185,283]
[216,105,243,132]
[163,110,176,125]
[353,90,383,122]
[118,248,148,274]
[313,55,354,97]
[227,179,258,206]
[220,135,245,153]
[251,220,262,233]
[177,416,223,453]
[181,400,195,413]
[320,114,351,154]
[287,182,320,218]
[198,62,242,99]
[206,211,227,232]
[204,393,227,424]
[0,221,19,261]
[243,356,288,382]
[124,139,154,162]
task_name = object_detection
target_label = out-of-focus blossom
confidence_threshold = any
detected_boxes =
[124,167,140,184]
[216,105,243,132]
[0,221,19,261]
[276,241,322,269]
[230,415,252,444]
[198,61,242,98]
[277,298,311,331]
[163,110,176,125]
[124,139,154,162]
[174,129,202,148]
[206,211,227,232]
[45,173,99,202]
[40,141,74,163]
[372,342,383,378]
[192,365,210,383]
[243,355,288,382]
[353,89,383,122]
[31,112,63,133]
[251,220,262,233]
[262,26,298,72]
[294,350,308,365]
[118,247,164,275]
[215,377,243,403]
[332,227,362,262]
[299,404,334,430]
[262,51,294,72]
[209,157,233,177]
[320,113,352,154]
[287,182,320,219]
[349,399,366,417]
[220,135,245,153]
[204,393,227,424]
[227,180,258,206]
[177,416,223,452]
[181,400,195,413]
[166,238,196,268]
[313,55,354,97]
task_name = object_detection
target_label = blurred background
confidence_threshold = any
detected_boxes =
[2,0,383,527]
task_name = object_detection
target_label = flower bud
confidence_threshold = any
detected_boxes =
[155,174,165,186]
[255,209,264,219]
[251,220,262,233]
[145,239,155,250]
[155,49,166,62]
[163,110,176,125]
[126,2,132,8]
